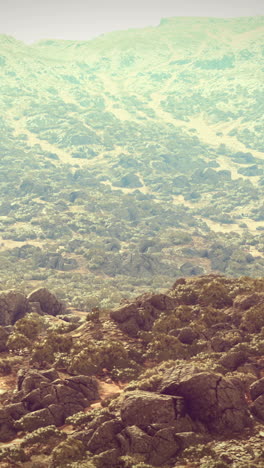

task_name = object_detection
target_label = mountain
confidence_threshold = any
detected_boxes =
[0,17,264,309]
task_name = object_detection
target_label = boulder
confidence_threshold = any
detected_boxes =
[0,325,9,351]
[7,369,99,436]
[211,330,242,352]
[93,448,120,467]
[149,426,181,465]
[21,375,99,419]
[233,293,264,311]
[120,391,185,426]
[218,350,247,371]
[110,294,176,337]
[0,408,17,441]
[87,419,124,453]
[118,424,183,466]
[159,364,251,433]
[27,288,64,316]
[17,369,52,394]
[118,425,153,455]
[250,394,264,421]
[249,377,264,401]
[177,327,198,344]
[15,408,56,432]
[0,291,29,326]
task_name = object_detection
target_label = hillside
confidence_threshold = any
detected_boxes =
[0,16,264,308]
[0,274,264,467]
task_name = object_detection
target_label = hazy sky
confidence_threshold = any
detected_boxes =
[1,0,263,43]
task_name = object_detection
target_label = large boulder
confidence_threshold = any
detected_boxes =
[20,372,99,419]
[0,408,17,441]
[0,369,99,439]
[27,288,64,316]
[120,391,185,426]
[87,419,124,454]
[233,293,264,311]
[250,395,264,422]
[249,377,264,401]
[110,294,176,337]
[0,325,9,351]
[218,350,247,371]
[0,291,29,326]
[149,426,182,466]
[159,364,251,433]
[117,424,182,466]
[15,407,56,432]
[249,378,264,422]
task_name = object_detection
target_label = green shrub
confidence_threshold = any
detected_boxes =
[146,333,188,361]
[7,332,32,352]
[86,309,100,321]
[152,314,181,334]
[199,280,232,309]
[241,305,264,333]
[14,313,42,340]
[30,342,55,365]
[68,339,129,376]
[45,331,73,353]
[51,438,86,467]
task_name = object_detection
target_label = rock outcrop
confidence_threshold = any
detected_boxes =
[0,368,99,441]
[27,288,64,316]
[0,291,29,326]
[159,363,251,433]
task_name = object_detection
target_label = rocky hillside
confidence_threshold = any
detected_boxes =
[0,274,263,467]
[0,16,264,308]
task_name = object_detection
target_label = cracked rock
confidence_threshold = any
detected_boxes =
[120,391,185,426]
[0,291,29,326]
[159,365,251,433]
[27,288,64,316]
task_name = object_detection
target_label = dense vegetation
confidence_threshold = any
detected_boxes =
[0,16,263,309]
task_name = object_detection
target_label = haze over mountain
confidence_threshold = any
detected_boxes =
[0,16,264,309]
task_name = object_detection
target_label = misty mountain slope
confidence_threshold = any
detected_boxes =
[0,17,263,308]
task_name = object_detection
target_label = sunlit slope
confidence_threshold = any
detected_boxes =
[0,17,264,308]
[1,17,263,161]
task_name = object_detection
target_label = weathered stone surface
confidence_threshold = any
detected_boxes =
[110,294,176,337]
[219,350,247,371]
[118,424,182,466]
[249,377,264,401]
[149,427,181,466]
[2,368,100,439]
[21,375,98,419]
[93,448,120,467]
[87,419,124,453]
[27,288,64,316]
[250,394,264,421]
[211,330,242,352]
[119,425,153,455]
[64,375,99,401]
[0,408,17,441]
[15,408,55,432]
[17,369,51,394]
[159,365,251,433]
[233,293,264,311]
[120,391,184,426]
[0,325,9,351]
[5,402,28,420]
[0,291,29,326]
[177,327,198,344]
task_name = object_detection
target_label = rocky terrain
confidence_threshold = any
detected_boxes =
[0,274,263,467]
[0,16,263,309]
